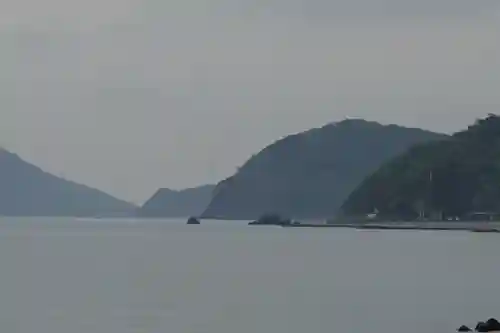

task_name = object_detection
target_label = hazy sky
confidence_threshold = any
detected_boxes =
[0,0,499,203]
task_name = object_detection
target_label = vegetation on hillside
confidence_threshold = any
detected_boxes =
[202,119,446,219]
[340,114,500,220]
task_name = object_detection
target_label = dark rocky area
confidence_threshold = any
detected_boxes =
[187,216,201,224]
[475,318,500,332]
[248,213,292,226]
[458,318,500,332]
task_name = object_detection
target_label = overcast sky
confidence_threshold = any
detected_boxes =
[0,0,499,203]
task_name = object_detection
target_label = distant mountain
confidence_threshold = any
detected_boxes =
[138,185,216,217]
[0,149,135,216]
[201,119,447,220]
[340,114,500,220]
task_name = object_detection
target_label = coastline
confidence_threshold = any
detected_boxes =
[280,221,500,233]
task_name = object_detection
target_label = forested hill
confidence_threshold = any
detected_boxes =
[341,114,500,220]
[202,119,446,220]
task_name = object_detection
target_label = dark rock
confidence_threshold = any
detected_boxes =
[486,319,500,330]
[476,322,488,332]
[475,319,500,332]
[187,217,201,225]
[458,325,472,332]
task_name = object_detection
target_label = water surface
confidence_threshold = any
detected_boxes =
[0,217,498,333]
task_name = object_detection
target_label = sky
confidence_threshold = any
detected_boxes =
[0,0,499,204]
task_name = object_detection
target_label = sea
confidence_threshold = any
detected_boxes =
[0,217,499,333]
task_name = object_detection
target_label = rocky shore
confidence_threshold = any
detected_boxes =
[458,318,500,332]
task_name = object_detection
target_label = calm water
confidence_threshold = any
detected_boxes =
[0,217,499,333]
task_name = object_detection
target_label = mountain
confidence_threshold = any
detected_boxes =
[138,185,216,217]
[0,149,135,216]
[340,114,500,220]
[201,119,447,220]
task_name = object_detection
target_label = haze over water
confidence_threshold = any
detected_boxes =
[0,217,498,333]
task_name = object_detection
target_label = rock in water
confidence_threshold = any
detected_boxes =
[248,214,291,225]
[486,319,500,331]
[458,325,472,332]
[187,217,201,225]
[476,322,488,332]
[475,319,500,332]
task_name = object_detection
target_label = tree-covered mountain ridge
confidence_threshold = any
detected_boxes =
[202,119,447,219]
[340,114,500,220]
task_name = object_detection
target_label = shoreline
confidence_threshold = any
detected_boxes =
[280,221,500,233]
